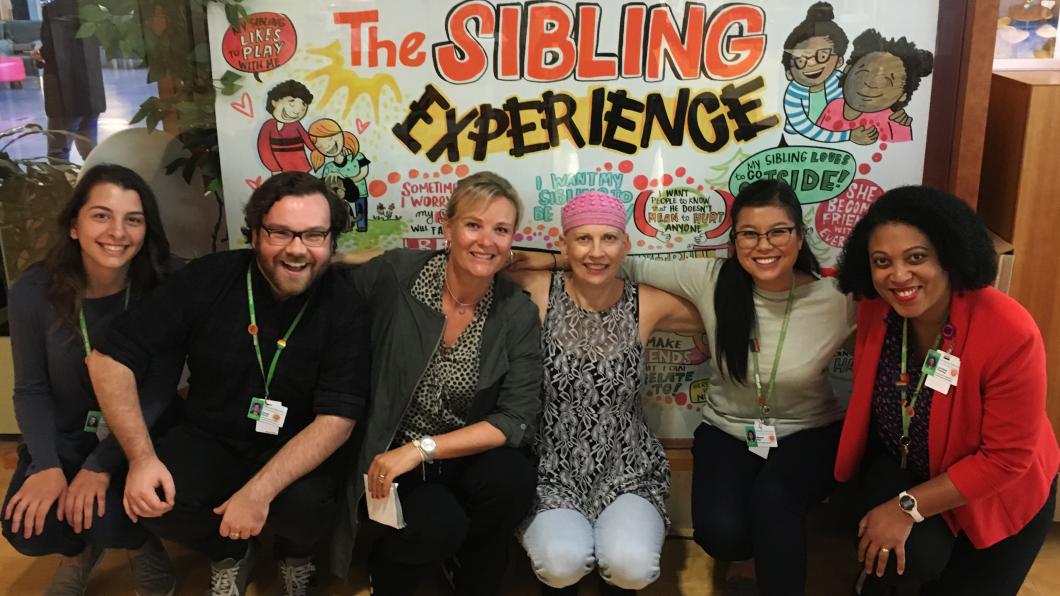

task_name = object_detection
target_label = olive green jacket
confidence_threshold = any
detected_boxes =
[330,249,542,576]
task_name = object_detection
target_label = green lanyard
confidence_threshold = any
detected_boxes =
[896,317,942,469]
[78,287,131,357]
[246,266,310,399]
[750,282,795,417]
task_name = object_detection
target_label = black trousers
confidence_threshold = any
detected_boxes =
[143,423,341,562]
[859,445,1057,596]
[362,446,536,596]
[690,421,842,596]
[2,443,147,556]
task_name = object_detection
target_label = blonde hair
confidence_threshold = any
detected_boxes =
[308,118,360,171]
[446,171,522,226]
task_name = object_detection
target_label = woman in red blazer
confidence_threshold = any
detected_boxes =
[834,186,1058,596]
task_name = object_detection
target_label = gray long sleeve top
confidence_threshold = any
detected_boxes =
[9,264,182,476]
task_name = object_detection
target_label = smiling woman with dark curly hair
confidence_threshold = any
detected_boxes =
[835,185,1058,596]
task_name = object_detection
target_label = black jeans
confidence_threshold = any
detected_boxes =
[859,445,1057,596]
[690,421,842,596]
[362,446,536,596]
[142,423,341,562]
[2,443,147,556]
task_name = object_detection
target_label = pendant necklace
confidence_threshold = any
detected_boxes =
[444,278,476,315]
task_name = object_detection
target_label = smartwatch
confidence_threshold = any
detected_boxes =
[414,436,437,463]
[898,491,924,523]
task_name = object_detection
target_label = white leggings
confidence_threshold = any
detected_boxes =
[520,493,666,590]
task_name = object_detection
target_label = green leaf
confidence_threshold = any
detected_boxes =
[76,21,98,38]
[78,4,107,21]
[220,70,242,84]
[224,3,247,30]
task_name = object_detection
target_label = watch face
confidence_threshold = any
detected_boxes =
[899,494,915,511]
[421,437,437,452]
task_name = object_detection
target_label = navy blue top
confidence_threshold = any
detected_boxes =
[870,310,933,481]
[9,259,184,475]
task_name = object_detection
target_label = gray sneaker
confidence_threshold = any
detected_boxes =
[206,540,257,596]
[129,536,176,596]
[278,557,317,596]
[44,544,104,596]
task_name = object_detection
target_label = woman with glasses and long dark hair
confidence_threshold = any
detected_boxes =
[1,164,181,595]
[514,178,854,595]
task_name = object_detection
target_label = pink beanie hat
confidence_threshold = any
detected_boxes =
[561,191,627,234]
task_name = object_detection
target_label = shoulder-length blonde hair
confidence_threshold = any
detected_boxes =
[308,118,360,171]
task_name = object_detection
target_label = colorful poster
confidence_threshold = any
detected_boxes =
[208,0,938,439]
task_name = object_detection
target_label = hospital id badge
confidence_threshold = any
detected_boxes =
[753,420,779,448]
[925,350,960,393]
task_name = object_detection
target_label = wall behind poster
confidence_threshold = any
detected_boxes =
[208,0,939,440]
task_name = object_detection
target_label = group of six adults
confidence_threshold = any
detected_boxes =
[2,164,1056,596]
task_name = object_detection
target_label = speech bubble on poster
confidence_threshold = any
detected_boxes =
[815,178,885,248]
[221,12,298,76]
[728,146,856,205]
[633,186,731,243]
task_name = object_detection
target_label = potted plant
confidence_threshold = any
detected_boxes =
[0,124,79,285]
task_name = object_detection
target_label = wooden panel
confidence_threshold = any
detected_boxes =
[0,338,15,434]
[1007,84,1060,441]
[923,0,1000,204]
[977,74,1031,242]
[981,72,1060,441]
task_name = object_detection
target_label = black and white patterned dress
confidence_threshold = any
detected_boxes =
[531,272,670,525]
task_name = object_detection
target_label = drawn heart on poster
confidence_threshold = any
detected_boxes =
[245,176,262,190]
[230,92,254,119]
[355,118,371,134]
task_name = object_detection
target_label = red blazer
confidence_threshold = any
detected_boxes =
[835,287,1059,548]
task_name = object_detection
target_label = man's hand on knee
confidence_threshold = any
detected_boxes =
[213,486,270,541]
[123,455,175,522]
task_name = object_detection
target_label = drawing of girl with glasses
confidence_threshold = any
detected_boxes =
[783,3,878,145]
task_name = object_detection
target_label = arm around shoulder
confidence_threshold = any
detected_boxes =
[484,294,542,448]
[639,284,705,341]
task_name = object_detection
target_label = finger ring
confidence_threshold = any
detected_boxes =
[880,547,890,553]
[377,473,386,479]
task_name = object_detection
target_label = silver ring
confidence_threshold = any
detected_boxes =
[377,473,386,480]
[879,547,890,553]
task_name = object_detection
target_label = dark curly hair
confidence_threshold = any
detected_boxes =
[782,2,849,71]
[837,185,997,299]
[266,79,314,112]
[844,29,934,111]
[714,179,820,383]
[242,172,351,250]
[43,164,171,330]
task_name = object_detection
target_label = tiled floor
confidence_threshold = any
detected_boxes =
[1,439,1058,595]
[0,66,154,163]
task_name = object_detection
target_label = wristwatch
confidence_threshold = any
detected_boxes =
[898,491,924,523]
[413,436,437,463]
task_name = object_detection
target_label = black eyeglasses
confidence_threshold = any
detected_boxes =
[788,48,834,69]
[733,226,797,249]
[260,225,330,247]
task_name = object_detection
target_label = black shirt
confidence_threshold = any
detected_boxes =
[99,249,369,454]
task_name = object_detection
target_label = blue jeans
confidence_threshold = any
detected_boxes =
[521,493,665,590]
[47,114,99,162]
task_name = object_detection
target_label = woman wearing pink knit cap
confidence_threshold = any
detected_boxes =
[508,191,703,595]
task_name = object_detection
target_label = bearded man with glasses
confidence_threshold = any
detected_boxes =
[86,173,370,596]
